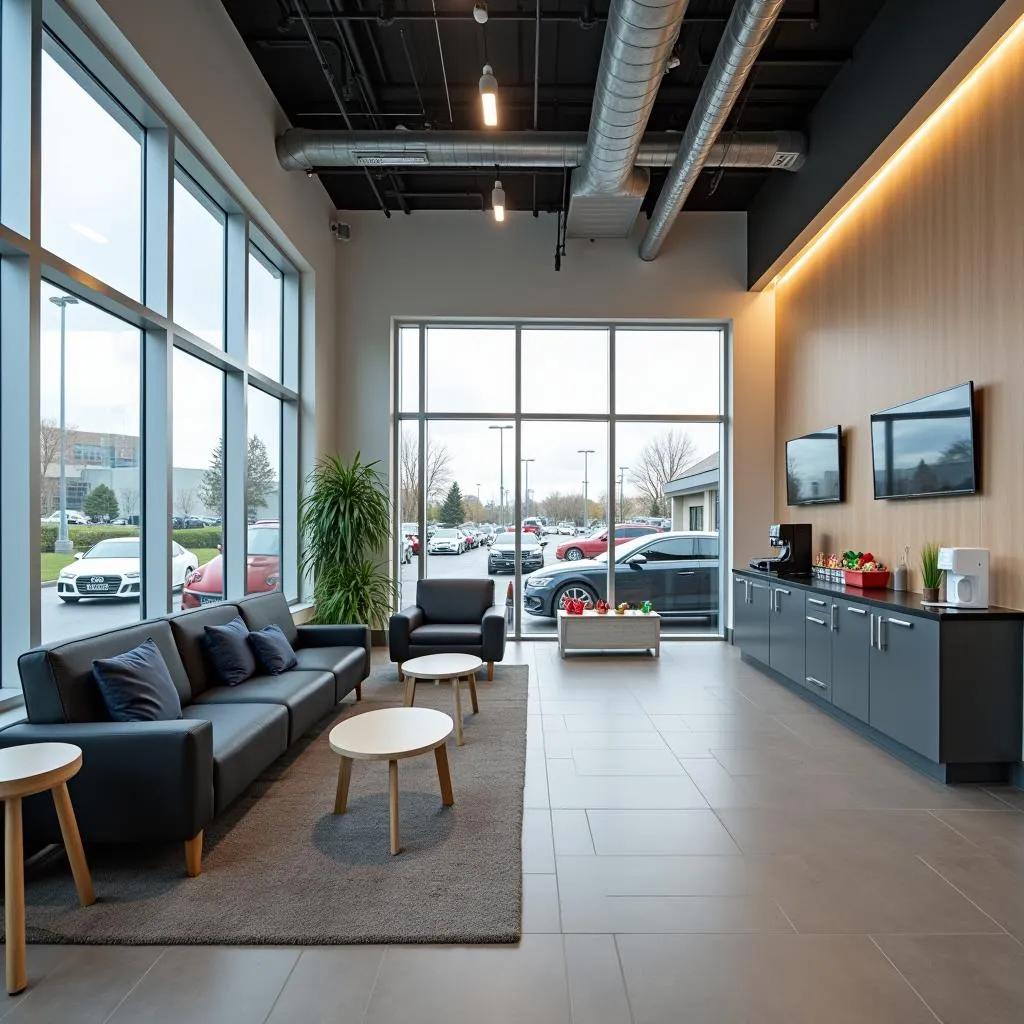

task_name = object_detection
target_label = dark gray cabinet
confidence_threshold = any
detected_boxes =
[831,601,871,723]
[769,584,805,684]
[803,593,832,700]
[733,574,770,665]
[869,613,940,760]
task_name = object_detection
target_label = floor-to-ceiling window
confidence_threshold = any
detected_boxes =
[0,0,302,691]
[395,322,727,639]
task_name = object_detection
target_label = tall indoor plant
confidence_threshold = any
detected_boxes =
[300,453,395,628]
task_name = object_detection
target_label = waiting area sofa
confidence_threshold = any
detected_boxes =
[389,578,506,680]
[0,591,370,875]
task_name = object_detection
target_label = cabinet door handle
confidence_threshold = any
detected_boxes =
[750,582,768,590]
[805,676,828,690]
[877,617,887,650]
[830,604,838,632]
[887,617,913,629]
[773,590,781,613]
[677,571,696,576]
[805,615,827,626]
[870,613,876,648]
[776,588,792,596]
[808,598,828,607]
[847,606,867,616]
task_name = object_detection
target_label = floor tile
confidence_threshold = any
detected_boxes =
[543,732,670,758]
[874,934,1024,1024]
[586,809,740,855]
[570,747,685,776]
[547,766,708,809]
[920,852,1024,939]
[364,935,570,1024]
[0,945,83,1019]
[564,934,632,1024]
[522,808,556,873]
[523,874,562,933]
[551,809,596,855]
[539,698,644,715]
[618,934,937,1024]
[106,947,300,1024]
[563,714,658,733]
[929,810,1024,865]
[264,947,384,1024]
[984,786,1024,811]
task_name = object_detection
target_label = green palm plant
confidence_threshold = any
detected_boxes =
[300,454,396,628]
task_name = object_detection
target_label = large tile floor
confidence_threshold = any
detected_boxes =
[5,641,1024,1022]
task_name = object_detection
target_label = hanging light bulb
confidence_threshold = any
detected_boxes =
[492,179,506,222]
[479,64,498,127]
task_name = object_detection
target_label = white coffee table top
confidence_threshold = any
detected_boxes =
[402,653,483,679]
[0,742,83,798]
[329,708,454,761]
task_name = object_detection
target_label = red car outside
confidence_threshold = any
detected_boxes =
[555,524,662,561]
[181,522,281,608]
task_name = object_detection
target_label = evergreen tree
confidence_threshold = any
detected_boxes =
[199,436,278,519]
[83,483,119,521]
[437,482,465,526]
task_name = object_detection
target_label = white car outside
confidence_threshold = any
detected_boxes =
[56,537,197,602]
[557,521,575,535]
[41,509,89,526]
[428,528,465,554]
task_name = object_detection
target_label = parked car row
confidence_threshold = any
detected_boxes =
[555,523,663,561]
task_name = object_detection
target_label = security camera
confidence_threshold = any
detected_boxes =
[330,221,351,241]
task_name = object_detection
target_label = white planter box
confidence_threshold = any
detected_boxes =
[557,609,661,658]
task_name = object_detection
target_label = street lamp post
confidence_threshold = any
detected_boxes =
[618,466,629,522]
[488,425,513,527]
[521,458,535,518]
[49,295,79,555]
[577,448,595,531]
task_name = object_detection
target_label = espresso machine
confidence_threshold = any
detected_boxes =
[749,523,812,577]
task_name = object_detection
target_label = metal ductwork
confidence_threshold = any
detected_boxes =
[639,0,786,260]
[275,128,805,172]
[566,0,690,238]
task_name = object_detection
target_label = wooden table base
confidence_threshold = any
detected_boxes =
[403,671,480,745]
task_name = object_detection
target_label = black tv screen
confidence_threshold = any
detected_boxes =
[786,426,843,505]
[871,382,977,499]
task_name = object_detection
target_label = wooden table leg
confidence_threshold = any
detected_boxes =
[467,672,480,714]
[5,797,26,995]
[334,756,353,814]
[450,675,465,745]
[51,782,95,907]
[403,674,416,706]
[388,759,400,855]
[434,744,455,807]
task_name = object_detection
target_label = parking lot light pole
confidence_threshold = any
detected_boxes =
[618,465,629,522]
[489,425,513,527]
[521,458,535,518]
[50,295,79,555]
[577,448,594,531]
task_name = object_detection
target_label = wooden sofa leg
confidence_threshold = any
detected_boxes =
[184,831,204,877]
[355,683,362,701]
[487,662,494,681]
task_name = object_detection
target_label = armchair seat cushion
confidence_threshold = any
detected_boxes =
[182,702,288,814]
[293,647,366,702]
[192,669,335,746]
[410,623,483,647]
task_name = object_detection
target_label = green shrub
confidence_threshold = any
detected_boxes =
[40,525,57,552]
[38,523,221,553]
[173,528,222,549]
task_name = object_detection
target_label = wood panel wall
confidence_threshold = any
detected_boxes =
[774,30,1024,608]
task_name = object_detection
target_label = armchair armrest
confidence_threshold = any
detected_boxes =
[482,604,508,663]
[296,624,372,678]
[388,606,425,664]
[0,719,214,844]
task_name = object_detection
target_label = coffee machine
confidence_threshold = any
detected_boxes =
[749,523,812,577]
[935,547,990,608]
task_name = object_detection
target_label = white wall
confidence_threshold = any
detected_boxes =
[335,211,775,578]
[70,0,338,460]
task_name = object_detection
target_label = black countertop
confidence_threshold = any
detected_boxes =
[733,568,1024,621]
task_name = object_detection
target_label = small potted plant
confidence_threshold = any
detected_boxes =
[920,542,943,602]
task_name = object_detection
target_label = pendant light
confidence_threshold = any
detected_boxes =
[492,179,506,222]
[479,64,498,127]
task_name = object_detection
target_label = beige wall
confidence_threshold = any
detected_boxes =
[335,211,775,581]
[775,19,1024,609]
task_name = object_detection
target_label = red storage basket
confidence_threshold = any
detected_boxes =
[843,569,890,589]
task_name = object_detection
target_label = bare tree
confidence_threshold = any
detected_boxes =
[119,488,139,520]
[176,487,196,517]
[630,429,697,508]
[400,428,452,518]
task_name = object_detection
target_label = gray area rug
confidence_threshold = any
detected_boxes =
[18,663,528,945]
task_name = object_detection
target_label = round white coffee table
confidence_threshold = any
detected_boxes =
[329,707,454,856]
[0,743,95,994]
[400,653,482,745]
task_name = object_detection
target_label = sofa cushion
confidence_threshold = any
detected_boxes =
[204,617,257,686]
[293,646,366,702]
[192,669,335,746]
[416,579,494,625]
[236,591,299,645]
[410,623,484,646]
[168,604,243,696]
[181,702,288,814]
[19,619,192,724]
[92,638,183,723]
[248,624,298,674]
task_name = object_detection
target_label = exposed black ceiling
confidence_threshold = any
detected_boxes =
[222,0,886,215]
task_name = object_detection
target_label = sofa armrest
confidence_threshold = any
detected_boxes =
[0,719,214,844]
[388,606,424,664]
[482,605,508,663]
[296,624,372,678]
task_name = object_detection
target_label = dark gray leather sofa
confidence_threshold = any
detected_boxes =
[0,591,370,875]
[389,579,506,680]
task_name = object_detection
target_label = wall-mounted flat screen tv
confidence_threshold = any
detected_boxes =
[786,425,843,505]
[871,381,977,499]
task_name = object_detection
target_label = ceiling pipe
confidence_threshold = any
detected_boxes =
[275,128,805,171]
[639,0,786,260]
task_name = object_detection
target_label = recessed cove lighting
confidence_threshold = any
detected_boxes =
[70,222,108,244]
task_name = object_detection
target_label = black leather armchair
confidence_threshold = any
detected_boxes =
[389,578,506,680]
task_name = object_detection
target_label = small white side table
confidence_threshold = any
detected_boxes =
[0,742,95,995]
[399,653,482,745]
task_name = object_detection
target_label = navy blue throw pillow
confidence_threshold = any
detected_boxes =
[248,623,299,674]
[92,638,183,722]
[204,616,257,686]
